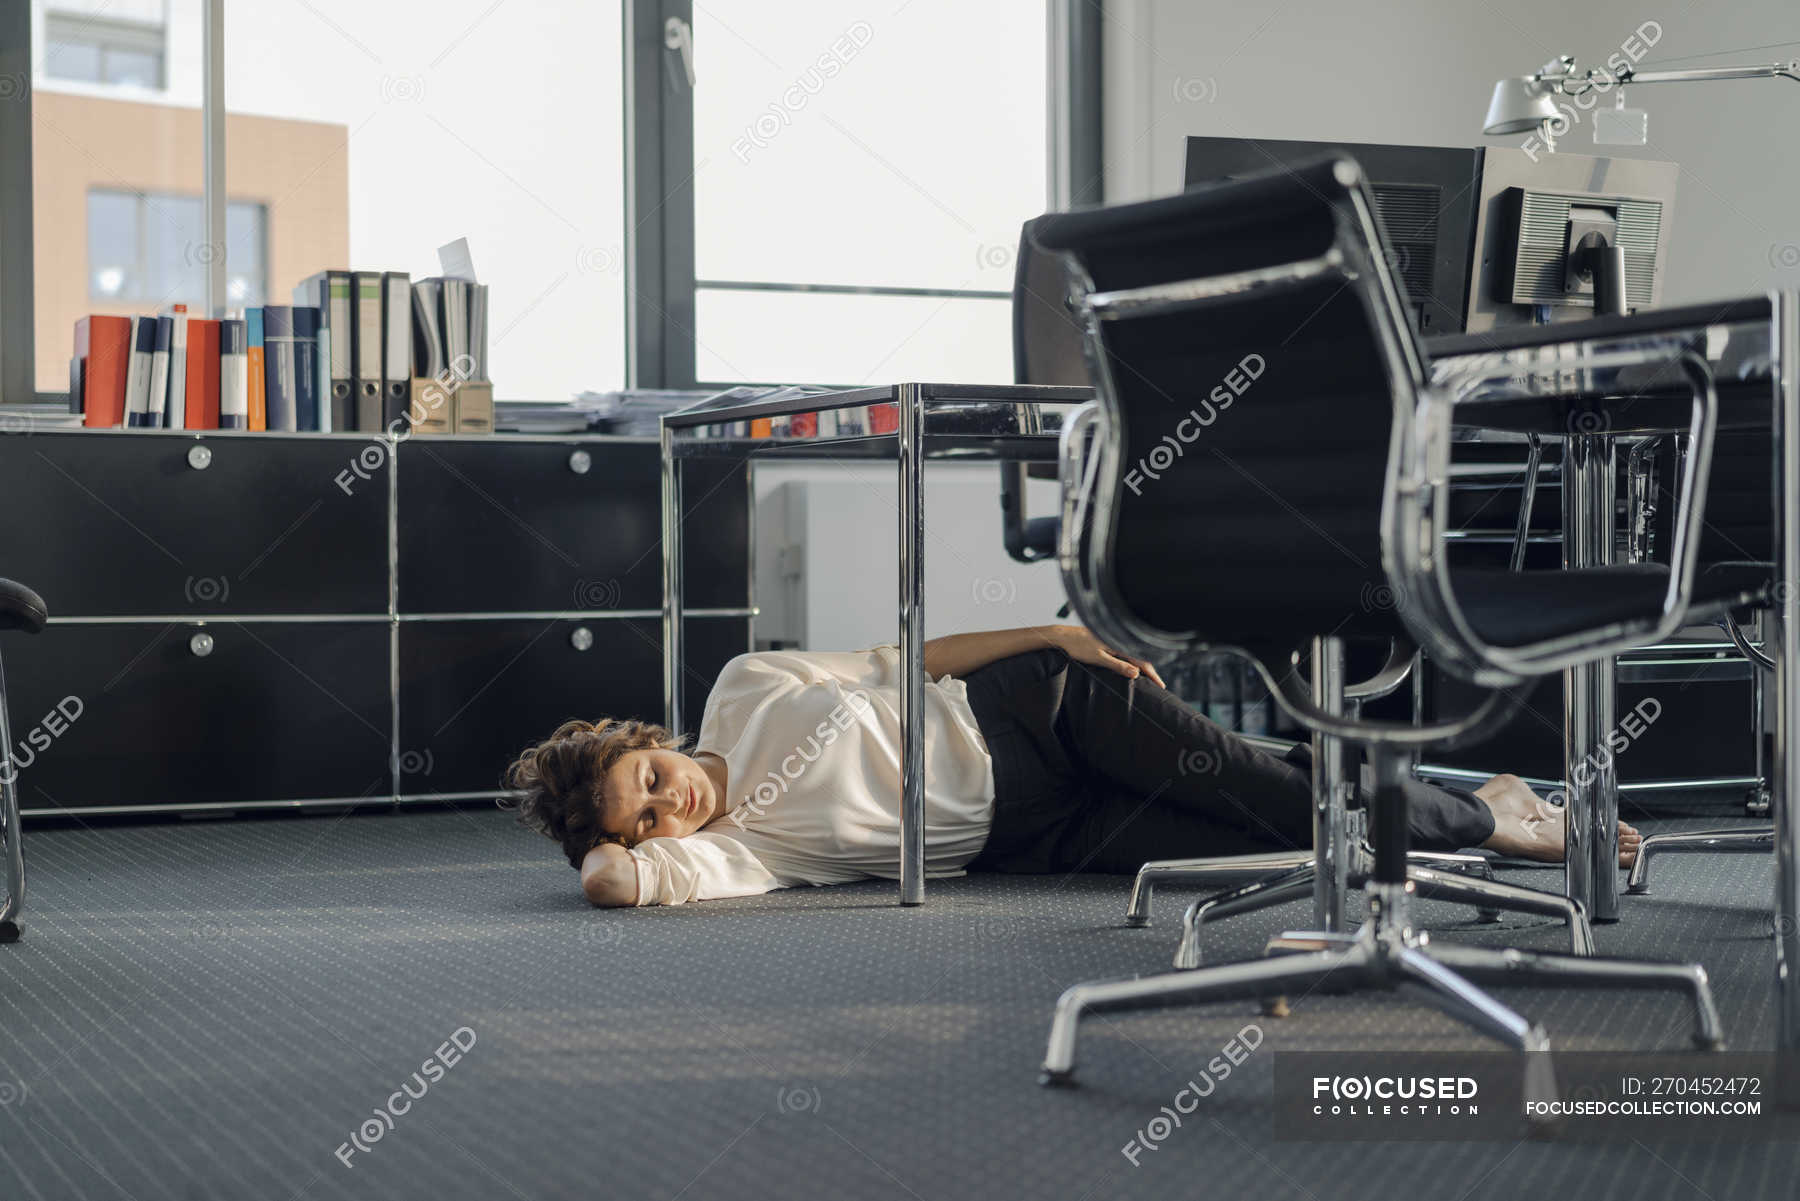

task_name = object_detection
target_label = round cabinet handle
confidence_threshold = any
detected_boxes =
[569,626,594,651]
[568,449,591,475]
[187,445,213,471]
[189,631,215,658]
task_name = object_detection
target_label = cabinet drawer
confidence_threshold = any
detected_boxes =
[394,440,749,614]
[0,433,388,617]
[7,620,392,811]
[396,616,749,795]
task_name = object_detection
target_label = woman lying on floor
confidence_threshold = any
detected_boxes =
[505,626,1642,907]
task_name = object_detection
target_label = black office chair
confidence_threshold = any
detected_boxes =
[1001,215,1088,566]
[0,578,47,943]
[1035,155,1742,1082]
[1625,427,1778,891]
[1020,212,1552,962]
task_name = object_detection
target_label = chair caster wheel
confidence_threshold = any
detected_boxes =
[1123,915,1149,929]
[1039,1067,1077,1087]
[1476,907,1502,924]
[1693,1035,1727,1052]
[1626,882,1649,896]
[1746,785,1772,819]
[0,920,19,943]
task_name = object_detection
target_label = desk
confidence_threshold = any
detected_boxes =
[1431,294,1800,1060]
[661,383,1090,905]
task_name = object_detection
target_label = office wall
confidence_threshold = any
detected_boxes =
[753,463,1067,651]
[1102,0,1800,306]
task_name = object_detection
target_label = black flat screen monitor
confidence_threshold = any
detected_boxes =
[1183,135,1482,336]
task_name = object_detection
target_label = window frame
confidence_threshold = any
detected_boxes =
[42,7,169,90]
[84,186,267,308]
[621,0,1101,390]
[0,1,1099,404]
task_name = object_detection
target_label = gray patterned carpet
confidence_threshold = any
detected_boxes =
[0,805,1792,1200]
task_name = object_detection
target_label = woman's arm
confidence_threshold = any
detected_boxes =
[922,624,1165,687]
[580,842,638,907]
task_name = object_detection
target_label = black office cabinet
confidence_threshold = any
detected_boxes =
[396,442,750,613]
[396,617,750,795]
[0,430,750,815]
[3,619,392,809]
[0,432,387,616]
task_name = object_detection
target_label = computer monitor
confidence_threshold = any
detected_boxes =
[1183,136,1482,336]
[1463,146,1678,331]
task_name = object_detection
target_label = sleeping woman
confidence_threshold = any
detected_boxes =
[504,625,1640,906]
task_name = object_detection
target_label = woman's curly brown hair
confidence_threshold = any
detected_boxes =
[502,717,686,867]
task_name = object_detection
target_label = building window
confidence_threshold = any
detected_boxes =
[42,3,167,90]
[689,0,1048,386]
[86,188,267,309]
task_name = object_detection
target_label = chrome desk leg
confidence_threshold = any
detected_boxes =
[1626,827,1776,894]
[1124,850,1312,927]
[1312,637,1350,932]
[660,422,684,735]
[1773,291,1800,1080]
[1406,865,1595,956]
[0,653,20,942]
[1561,433,1620,921]
[897,384,926,907]
[1427,943,1724,1050]
[1173,865,1315,969]
[1040,943,1366,1085]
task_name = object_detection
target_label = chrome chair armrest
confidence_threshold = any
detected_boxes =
[1624,434,1672,564]
[1056,401,1104,629]
[1343,640,1416,703]
[1509,433,1543,573]
[1391,347,1720,685]
[1724,610,1777,673]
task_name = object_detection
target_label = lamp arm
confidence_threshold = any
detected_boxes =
[1617,61,1800,85]
[1541,60,1800,93]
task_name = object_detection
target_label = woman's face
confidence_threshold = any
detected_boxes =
[598,748,719,844]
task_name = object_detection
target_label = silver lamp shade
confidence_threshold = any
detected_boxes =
[1484,76,1559,134]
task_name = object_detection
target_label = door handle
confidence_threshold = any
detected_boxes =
[664,16,696,88]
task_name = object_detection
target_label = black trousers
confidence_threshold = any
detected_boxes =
[962,648,1497,875]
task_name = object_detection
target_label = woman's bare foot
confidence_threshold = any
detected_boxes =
[1473,773,1641,868]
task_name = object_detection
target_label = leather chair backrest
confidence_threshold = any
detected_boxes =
[1031,155,1427,656]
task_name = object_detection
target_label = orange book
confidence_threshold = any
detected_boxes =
[185,318,221,429]
[750,417,772,438]
[247,352,266,428]
[74,315,131,427]
[246,307,267,430]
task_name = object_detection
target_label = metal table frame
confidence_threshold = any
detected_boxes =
[661,382,1090,905]
[1431,293,1800,1062]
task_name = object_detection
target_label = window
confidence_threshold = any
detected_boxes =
[687,0,1049,386]
[42,1,167,90]
[86,188,266,307]
[28,0,189,392]
[225,0,628,400]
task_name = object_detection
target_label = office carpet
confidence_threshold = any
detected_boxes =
[0,804,1792,1201]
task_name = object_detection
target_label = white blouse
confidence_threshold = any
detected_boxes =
[627,645,997,905]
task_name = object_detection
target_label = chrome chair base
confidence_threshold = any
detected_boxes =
[1625,826,1775,894]
[1169,854,1594,969]
[1040,881,1723,1086]
[1126,847,1497,927]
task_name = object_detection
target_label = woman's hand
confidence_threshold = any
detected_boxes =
[580,841,639,907]
[1045,625,1166,688]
